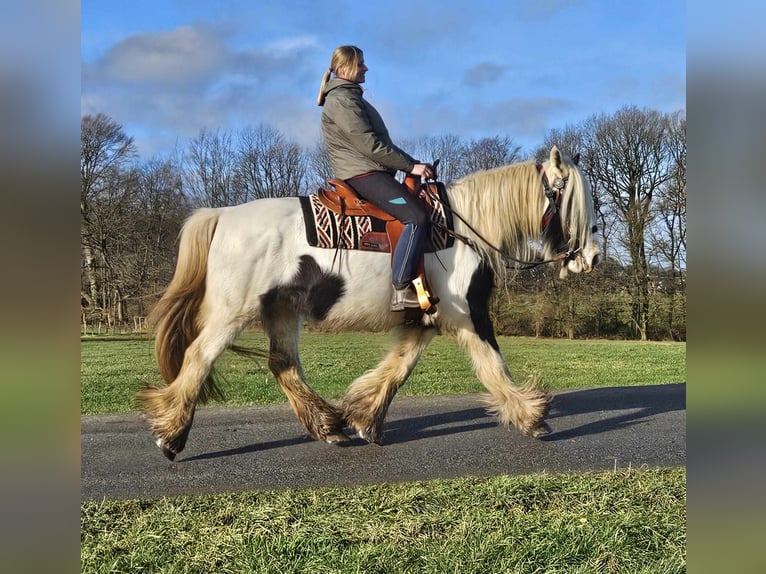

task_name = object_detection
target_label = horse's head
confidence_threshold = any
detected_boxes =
[539,146,601,279]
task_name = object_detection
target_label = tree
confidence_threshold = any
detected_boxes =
[584,106,674,340]
[125,159,189,316]
[78,111,686,339]
[401,134,465,185]
[647,111,686,340]
[236,124,308,199]
[80,113,136,317]
[458,135,522,176]
[307,141,334,192]
[650,111,686,285]
[183,128,239,208]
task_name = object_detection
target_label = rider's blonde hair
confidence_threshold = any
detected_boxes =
[317,45,364,106]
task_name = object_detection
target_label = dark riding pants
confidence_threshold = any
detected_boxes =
[346,171,429,290]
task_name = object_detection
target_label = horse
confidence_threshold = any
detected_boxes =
[137,146,601,460]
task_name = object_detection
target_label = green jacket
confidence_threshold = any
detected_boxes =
[320,78,417,180]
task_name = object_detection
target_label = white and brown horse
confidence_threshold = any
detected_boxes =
[138,146,600,459]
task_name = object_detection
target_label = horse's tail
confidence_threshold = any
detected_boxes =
[148,208,222,400]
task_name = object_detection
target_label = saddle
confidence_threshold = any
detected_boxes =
[317,174,439,315]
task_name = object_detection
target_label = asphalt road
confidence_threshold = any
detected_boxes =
[81,383,685,501]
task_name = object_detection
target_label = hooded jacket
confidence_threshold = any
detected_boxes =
[320,78,417,180]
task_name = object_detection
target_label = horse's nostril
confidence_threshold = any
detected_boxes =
[591,254,600,267]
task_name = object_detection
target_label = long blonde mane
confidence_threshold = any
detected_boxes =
[446,161,543,275]
[445,157,594,277]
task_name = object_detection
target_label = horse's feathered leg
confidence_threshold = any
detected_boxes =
[137,317,243,459]
[342,325,437,444]
[457,328,550,437]
[451,261,551,437]
[136,208,243,460]
[261,297,349,444]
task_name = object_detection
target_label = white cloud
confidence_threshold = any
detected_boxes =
[81,23,327,157]
[264,35,319,57]
[96,26,227,87]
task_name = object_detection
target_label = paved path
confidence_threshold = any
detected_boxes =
[81,383,686,501]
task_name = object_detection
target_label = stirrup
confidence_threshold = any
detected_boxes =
[411,277,438,314]
[391,286,421,312]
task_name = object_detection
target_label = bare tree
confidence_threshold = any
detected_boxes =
[80,109,686,339]
[126,158,189,316]
[650,111,686,285]
[458,135,522,176]
[307,141,334,192]
[80,116,188,326]
[184,128,239,207]
[584,106,674,340]
[236,124,308,199]
[400,134,465,185]
[80,113,136,317]
[535,126,585,163]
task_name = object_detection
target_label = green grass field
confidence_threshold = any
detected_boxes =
[81,468,685,573]
[80,331,686,415]
[81,332,686,573]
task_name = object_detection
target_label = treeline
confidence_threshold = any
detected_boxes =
[81,105,685,340]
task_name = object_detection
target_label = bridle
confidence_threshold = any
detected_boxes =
[422,162,580,269]
[537,164,580,265]
[538,164,565,235]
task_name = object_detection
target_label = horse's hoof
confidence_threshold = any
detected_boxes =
[156,438,178,461]
[325,432,352,445]
[355,428,384,445]
[529,422,552,438]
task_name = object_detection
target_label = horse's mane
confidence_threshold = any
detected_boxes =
[446,161,543,275]
[445,157,594,277]
[555,159,595,264]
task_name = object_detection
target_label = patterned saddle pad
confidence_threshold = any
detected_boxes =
[299,182,455,253]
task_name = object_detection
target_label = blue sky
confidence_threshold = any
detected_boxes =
[81,0,686,159]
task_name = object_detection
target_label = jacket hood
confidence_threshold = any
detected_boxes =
[323,77,362,98]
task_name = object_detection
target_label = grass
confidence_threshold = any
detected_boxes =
[80,331,686,415]
[81,467,685,574]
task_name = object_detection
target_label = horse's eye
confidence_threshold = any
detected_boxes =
[591,225,598,233]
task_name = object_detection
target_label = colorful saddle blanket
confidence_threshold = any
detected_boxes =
[299,182,455,253]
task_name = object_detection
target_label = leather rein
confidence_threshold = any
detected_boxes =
[421,164,578,270]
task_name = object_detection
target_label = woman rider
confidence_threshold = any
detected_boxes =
[317,45,434,311]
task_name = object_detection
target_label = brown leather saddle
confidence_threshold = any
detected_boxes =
[317,174,439,314]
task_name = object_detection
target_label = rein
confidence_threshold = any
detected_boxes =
[420,164,577,270]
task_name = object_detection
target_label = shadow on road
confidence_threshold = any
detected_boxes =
[542,382,686,441]
[384,383,686,445]
[181,383,685,460]
[181,435,313,462]
[383,407,495,445]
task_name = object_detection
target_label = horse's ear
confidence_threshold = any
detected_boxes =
[550,146,562,169]
[572,152,581,166]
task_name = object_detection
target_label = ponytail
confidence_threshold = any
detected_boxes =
[317,68,332,106]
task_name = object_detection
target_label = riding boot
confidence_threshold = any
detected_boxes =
[390,284,421,312]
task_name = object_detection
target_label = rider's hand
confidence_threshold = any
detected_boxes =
[410,163,434,179]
